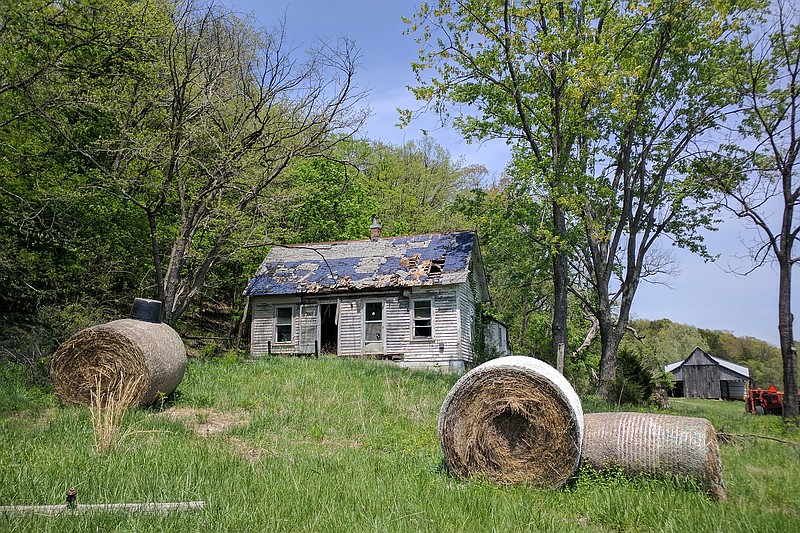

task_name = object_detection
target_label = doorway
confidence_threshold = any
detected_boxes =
[363,301,384,355]
[320,303,338,354]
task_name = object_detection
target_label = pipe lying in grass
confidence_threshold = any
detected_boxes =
[438,356,584,487]
[0,501,206,515]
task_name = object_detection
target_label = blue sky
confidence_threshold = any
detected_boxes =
[228,1,792,347]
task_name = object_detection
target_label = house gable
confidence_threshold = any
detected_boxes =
[666,347,751,381]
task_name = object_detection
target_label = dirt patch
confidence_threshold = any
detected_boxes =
[228,437,269,463]
[156,408,274,463]
[8,408,59,430]
[156,407,250,437]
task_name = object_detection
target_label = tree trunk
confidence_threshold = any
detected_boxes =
[148,211,165,308]
[552,200,569,373]
[596,306,621,399]
[779,256,798,420]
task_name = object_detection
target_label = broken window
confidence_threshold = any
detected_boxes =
[413,299,433,338]
[276,306,293,343]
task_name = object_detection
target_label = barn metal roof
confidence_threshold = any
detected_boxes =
[664,347,750,378]
[244,231,488,299]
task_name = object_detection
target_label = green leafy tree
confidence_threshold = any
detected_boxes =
[269,153,377,244]
[405,0,756,399]
[404,0,584,371]
[362,137,485,235]
[0,0,163,376]
[457,182,554,357]
[12,0,368,326]
[456,179,598,383]
[608,347,657,406]
[0,0,154,317]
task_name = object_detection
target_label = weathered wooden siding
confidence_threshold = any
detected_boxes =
[251,299,272,355]
[395,289,461,370]
[384,296,409,358]
[671,348,752,400]
[250,296,301,355]
[337,299,362,356]
[684,364,721,399]
[250,283,480,372]
[485,320,511,357]
[456,277,478,365]
[720,381,747,400]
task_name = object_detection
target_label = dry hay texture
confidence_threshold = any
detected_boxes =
[438,356,584,487]
[582,412,725,500]
[50,319,187,407]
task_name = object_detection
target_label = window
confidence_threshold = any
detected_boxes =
[364,301,383,341]
[276,307,293,343]
[413,299,433,338]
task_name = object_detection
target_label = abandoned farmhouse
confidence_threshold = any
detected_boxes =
[243,225,510,373]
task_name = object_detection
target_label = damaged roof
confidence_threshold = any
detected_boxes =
[244,231,488,299]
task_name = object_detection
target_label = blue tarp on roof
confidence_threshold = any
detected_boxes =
[244,231,478,296]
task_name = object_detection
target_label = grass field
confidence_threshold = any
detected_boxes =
[1,356,799,532]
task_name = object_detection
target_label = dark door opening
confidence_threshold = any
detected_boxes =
[320,304,338,354]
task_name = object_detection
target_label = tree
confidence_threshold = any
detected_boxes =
[568,0,750,398]
[708,0,800,419]
[405,0,755,398]
[267,147,377,244]
[362,137,485,235]
[404,0,596,374]
[0,0,155,318]
[16,0,368,326]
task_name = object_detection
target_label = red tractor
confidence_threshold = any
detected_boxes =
[747,385,786,415]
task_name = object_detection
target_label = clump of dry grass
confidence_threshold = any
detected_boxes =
[89,374,143,454]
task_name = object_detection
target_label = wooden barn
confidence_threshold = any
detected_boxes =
[664,347,752,400]
[243,224,506,373]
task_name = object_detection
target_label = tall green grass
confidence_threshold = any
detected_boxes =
[1,356,798,532]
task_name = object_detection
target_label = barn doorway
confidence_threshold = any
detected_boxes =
[320,303,338,355]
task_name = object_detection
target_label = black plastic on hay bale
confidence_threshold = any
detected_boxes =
[130,298,162,323]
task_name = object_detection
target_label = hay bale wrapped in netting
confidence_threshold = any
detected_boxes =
[50,319,186,407]
[438,356,584,486]
[582,412,725,499]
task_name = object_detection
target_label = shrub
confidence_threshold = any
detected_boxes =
[608,347,656,406]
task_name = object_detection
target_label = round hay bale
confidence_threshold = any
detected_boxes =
[50,319,187,407]
[582,412,725,499]
[438,356,584,486]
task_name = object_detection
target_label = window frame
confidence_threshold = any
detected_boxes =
[275,306,294,344]
[411,298,434,339]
